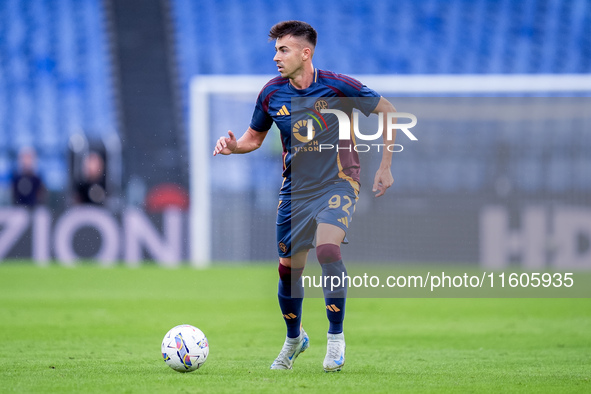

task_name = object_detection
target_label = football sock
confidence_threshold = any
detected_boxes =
[277,263,304,338]
[317,244,347,335]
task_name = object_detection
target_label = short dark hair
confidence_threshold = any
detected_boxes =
[269,20,317,47]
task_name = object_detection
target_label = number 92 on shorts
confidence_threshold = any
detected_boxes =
[276,182,358,257]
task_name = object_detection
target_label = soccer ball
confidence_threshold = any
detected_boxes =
[161,324,209,372]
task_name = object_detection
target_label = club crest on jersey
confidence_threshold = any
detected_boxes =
[279,242,288,254]
[314,99,329,111]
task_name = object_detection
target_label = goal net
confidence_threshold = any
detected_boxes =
[189,75,591,271]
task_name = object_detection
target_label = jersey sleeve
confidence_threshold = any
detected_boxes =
[249,91,274,132]
[332,73,381,116]
[355,85,381,116]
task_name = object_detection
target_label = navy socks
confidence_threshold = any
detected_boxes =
[317,244,347,335]
[277,264,304,338]
[277,244,348,337]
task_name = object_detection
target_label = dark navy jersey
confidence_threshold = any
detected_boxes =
[250,68,380,199]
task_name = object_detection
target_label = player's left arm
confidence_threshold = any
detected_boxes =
[371,97,396,197]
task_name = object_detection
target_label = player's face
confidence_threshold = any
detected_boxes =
[273,35,308,79]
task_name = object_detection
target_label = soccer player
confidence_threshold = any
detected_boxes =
[213,20,396,372]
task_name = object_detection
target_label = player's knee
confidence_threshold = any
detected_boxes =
[316,244,342,265]
[278,262,303,282]
[279,257,291,268]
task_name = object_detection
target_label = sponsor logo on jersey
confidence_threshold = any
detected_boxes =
[277,105,290,116]
[292,110,327,143]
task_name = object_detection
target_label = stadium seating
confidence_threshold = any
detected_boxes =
[0,0,116,192]
[171,0,591,76]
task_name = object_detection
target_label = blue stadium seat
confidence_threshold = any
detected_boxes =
[171,0,591,76]
[0,0,116,191]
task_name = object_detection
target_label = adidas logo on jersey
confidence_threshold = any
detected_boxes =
[276,105,290,116]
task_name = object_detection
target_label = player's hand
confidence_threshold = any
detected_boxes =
[213,131,237,156]
[372,165,394,197]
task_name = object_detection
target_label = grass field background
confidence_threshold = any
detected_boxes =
[0,263,589,393]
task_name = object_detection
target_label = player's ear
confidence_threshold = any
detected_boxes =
[302,47,312,61]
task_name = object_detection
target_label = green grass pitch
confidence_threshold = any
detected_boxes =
[0,263,589,393]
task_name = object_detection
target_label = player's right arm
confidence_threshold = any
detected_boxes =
[213,127,269,156]
[214,79,276,156]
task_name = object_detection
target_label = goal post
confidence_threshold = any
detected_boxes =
[189,74,591,267]
[189,76,272,267]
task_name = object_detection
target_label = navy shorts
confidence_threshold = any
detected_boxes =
[276,182,359,258]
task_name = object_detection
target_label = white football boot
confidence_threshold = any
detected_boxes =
[270,328,310,370]
[323,332,345,372]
